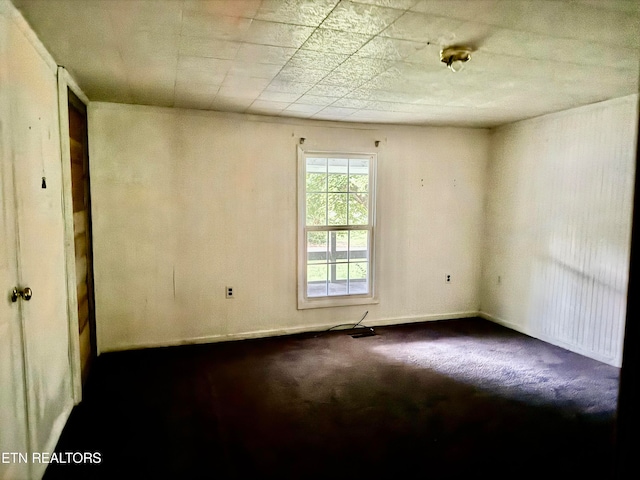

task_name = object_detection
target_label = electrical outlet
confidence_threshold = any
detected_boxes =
[445,274,451,284]
[226,286,234,298]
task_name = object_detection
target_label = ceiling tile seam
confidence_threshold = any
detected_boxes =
[244,0,346,114]
[185,7,474,113]
[245,0,401,114]
[465,49,639,73]
[282,2,422,120]
[84,2,636,122]
[400,8,639,50]
[180,5,254,21]
[378,14,640,71]
[349,0,422,14]
[230,0,342,28]
[206,7,260,112]
[305,60,412,117]
[104,1,135,104]
[305,2,446,117]
[177,2,249,110]
[180,3,428,114]
[172,0,187,108]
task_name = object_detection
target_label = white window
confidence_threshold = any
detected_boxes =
[298,149,377,309]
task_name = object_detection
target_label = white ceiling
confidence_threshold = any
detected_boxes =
[11,0,640,127]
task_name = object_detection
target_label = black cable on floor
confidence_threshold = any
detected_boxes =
[314,311,375,337]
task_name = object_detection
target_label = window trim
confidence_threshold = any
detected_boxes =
[297,147,378,310]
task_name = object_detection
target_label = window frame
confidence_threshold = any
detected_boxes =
[297,147,378,310]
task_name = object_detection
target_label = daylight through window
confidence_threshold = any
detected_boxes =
[298,150,377,309]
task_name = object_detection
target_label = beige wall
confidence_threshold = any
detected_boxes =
[89,103,489,353]
[481,95,638,367]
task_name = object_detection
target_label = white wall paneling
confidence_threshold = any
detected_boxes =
[481,95,639,367]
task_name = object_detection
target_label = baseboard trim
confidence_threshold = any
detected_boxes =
[478,311,525,332]
[100,311,481,354]
[368,311,481,327]
[479,311,621,367]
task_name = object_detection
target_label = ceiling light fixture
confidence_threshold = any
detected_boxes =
[440,46,471,72]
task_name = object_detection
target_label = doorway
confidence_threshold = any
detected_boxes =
[68,88,97,385]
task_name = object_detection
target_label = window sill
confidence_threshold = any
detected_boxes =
[297,295,379,310]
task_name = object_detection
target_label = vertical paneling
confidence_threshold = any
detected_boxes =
[482,95,638,366]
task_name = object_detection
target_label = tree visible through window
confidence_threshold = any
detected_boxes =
[298,151,377,309]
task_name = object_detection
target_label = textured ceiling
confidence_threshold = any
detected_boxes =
[10,0,640,127]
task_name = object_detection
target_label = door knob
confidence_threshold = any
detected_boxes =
[11,287,32,302]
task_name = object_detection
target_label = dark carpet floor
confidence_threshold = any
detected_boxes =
[44,317,620,480]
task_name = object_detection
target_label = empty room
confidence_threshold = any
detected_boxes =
[1,0,639,479]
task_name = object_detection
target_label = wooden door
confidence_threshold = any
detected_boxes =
[68,89,96,385]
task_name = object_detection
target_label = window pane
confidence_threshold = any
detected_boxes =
[349,230,368,261]
[329,231,348,263]
[307,231,328,264]
[306,193,327,226]
[300,152,375,306]
[327,193,347,225]
[328,158,348,192]
[349,158,369,193]
[328,263,348,296]
[348,262,369,294]
[307,264,327,297]
[306,172,326,192]
[348,193,368,225]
